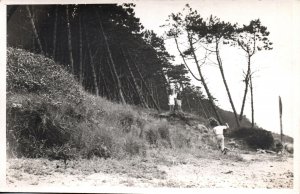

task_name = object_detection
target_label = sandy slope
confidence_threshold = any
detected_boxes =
[6,150,293,190]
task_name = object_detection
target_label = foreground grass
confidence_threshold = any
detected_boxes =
[7,147,245,178]
[7,148,244,185]
[6,148,293,189]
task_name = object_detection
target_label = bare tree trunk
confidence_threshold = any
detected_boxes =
[78,14,83,85]
[239,54,251,121]
[249,75,254,127]
[122,48,149,108]
[95,10,126,104]
[66,5,74,74]
[99,64,112,100]
[201,99,212,117]
[130,56,160,111]
[81,49,88,87]
[106,57,120,102]
[155,86,160,108]
[125,78,135,104]
[185,35,222,124]
[185,96,192,112]
[198,98,209,119]
[84,22,100,96]
[87,43,100,96]
[215,40,240,127]
[160,69,171,98]
[174,33,220,120]
[173,36,201,82]
[52,5,58,59]
[26,6,43,54]
[127,77,140,104]
[149,82,158,110]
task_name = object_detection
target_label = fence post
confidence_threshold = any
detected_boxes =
[279,96,283,143]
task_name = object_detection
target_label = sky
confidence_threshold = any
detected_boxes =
[133,0,300,137]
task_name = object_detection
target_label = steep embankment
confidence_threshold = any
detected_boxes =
[6,48,293,189]
[6,47,215,159]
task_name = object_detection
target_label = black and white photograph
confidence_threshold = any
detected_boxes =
[1,0,299,192]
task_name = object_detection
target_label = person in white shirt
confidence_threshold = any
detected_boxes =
[168,89,176,112]
[209,118,229,154]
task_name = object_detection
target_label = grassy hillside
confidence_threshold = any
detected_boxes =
[7,48,222,160]
[7,48,289,162]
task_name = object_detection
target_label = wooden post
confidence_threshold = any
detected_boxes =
[279,96,283,143]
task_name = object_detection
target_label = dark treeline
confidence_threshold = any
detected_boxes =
[8,4,271,128]
[7,4,215,118]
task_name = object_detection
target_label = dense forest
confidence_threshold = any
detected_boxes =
[7,4,272,128]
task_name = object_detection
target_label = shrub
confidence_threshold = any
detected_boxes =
[157,125,172,148]
[142,119,174,148]
[158,126,170,140]
[170,127,191,149]
[200,132,217,149]
[145,128,158,146]
[273,139,283,153]
[231,127,274,149]
[119,112,135,133]
[6,95,75,157]
[123,135,146,156]
[79,124,115,159]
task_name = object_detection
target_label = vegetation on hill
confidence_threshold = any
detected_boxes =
[6,48,219,160]
[7,48,287,161]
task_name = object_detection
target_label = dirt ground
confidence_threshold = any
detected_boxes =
[5,149,293,190]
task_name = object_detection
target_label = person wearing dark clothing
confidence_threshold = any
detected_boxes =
[175,91,182,111]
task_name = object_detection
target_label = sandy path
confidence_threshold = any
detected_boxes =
[158,155,293,188]
[6,152,293,190]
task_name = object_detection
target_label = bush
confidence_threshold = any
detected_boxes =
[145,128,158,146]
[119,112,135,133]
[142,119,173,148]
[231,127,274,149]
[123,135,146,156]
[170,126,194,149]
[200,132,217,149]
[158,125,170,140]
[273,139,283,153]
[6,95,74,157]
[171,130,187,148]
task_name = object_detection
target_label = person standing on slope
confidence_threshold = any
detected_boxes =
[175,89,182,112]
[209,118,229,154]
[168,89,176,112]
